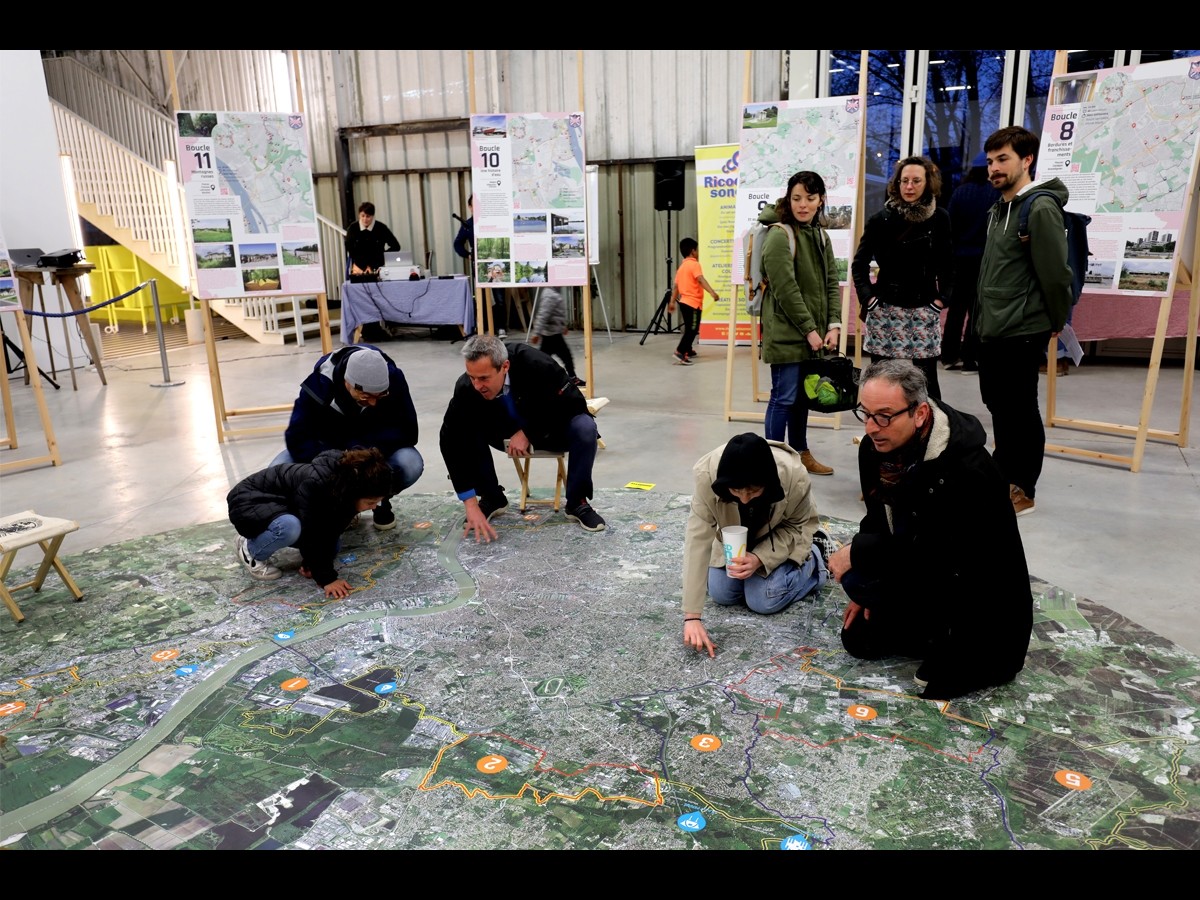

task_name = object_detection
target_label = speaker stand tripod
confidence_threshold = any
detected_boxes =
[639,209,681,344]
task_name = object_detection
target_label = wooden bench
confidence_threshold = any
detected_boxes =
[0,510,84,623]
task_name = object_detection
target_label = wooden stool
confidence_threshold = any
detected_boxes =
[0,510,84,624]
[587,397,609,449]
[509,448,567,513]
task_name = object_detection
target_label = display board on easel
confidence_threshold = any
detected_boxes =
[1038,53,1200,471]
[175,109,333,442]
[723,55,866,424]
[465,49,597,393]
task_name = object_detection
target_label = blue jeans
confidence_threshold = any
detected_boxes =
[270,446,424,497]
[707,543,828,614]
[765,363,809,452]
[247,514,303,561]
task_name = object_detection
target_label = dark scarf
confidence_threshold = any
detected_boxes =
[871,414,934,507]
[885,194,937,224]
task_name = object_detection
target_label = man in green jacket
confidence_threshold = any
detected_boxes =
[975,126,1073,517]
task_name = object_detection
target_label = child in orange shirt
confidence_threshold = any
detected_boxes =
[668,237,720,365]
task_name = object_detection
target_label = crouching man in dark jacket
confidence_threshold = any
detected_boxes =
[825,359,1033,700]
[272,344,422,531]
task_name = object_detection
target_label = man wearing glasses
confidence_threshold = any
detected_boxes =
[824,359,1033,700]
[273,345,423,531]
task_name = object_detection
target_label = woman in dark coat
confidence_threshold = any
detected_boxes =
[227,448,392,598]
[851,156,953,399]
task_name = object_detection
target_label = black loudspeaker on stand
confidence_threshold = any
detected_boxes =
[641,160,686,344]
[653,159,685,212]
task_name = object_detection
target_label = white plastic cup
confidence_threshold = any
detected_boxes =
[722,525,748,576]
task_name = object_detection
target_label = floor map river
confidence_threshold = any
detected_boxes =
[1,491,1197,850]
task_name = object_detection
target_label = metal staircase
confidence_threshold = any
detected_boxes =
[42,56,341,346]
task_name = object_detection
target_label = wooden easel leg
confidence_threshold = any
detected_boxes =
[200,302,229,443]
[1131,294,1172,472]
[12,307,61,466]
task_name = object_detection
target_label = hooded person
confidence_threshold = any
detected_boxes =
[681,433,835,657]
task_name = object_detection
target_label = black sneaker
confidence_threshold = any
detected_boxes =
[570,375,586,388]
[811,528,839,565]
[566,501,606,532]
[373,499,396,531]
[478,491,509,521]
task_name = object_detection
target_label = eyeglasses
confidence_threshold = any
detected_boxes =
[853,402,916,427]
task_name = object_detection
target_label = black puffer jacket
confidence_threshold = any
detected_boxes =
[227,451,356,587]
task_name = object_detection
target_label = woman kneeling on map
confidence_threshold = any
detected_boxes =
[228,448,392,598]
[681,433,836,657]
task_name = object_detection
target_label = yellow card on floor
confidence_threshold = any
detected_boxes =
[625,481,655,491]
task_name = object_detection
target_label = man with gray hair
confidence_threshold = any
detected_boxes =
[440,334,603,541]
[824,359,1032,700]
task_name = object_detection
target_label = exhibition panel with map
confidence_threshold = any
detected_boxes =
[733,97,865,286]
[1040,56,1200,297]
[470,112,588,288]
[176,111,322,300]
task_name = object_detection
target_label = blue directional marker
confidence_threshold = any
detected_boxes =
[274,630,295,641]
[174,665,198,677]
[780,833,811,850]
[374,682,397,695]
[676,811,707,833]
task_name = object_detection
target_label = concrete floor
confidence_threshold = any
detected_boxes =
[2,324,1198,655]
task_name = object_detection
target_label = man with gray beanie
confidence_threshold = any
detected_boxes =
[272,344,422,530]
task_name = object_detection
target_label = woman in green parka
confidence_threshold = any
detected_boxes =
[759,170,843,476]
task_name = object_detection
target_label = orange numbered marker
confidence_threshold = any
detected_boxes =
[476,754,509,773]
[0,701,27,717]
[414,521,433,529]
[523,514,540,522]
[847,704,878,721]
[280,677,309,691]
[639,523,658,532]
[1054,769,1093,791]
[151,649,181,663]
[690,734,722,752]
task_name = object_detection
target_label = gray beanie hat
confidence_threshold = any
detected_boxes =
[344,348,390,394]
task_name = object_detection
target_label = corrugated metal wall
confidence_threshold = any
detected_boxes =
[305,49,783,329]
[55,49,786,329]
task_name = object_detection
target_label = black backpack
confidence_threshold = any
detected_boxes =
[1016,190,1092,304]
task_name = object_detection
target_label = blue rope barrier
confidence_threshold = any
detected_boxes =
[23,282,158,318]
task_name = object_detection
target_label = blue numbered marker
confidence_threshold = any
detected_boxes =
[274,630,295,641]
[374,682,397,695]
[341,554,357,564]
[780,833,811,850]
[676,811,707,833]
[174,665,198,677]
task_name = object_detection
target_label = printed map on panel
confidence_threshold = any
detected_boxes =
[510,114,586,210]
[739,104,861,194]
[1075,67,1200,214]
[212,113,315,232]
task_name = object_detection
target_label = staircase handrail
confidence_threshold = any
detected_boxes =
[51,103,186,282]
[42,56,178,169]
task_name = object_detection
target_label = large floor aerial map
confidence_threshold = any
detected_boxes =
[1,491,1197,850]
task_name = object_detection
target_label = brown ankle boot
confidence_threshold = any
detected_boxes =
[801,450,833,476]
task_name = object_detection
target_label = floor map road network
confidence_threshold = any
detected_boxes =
[1,491,1196,850]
